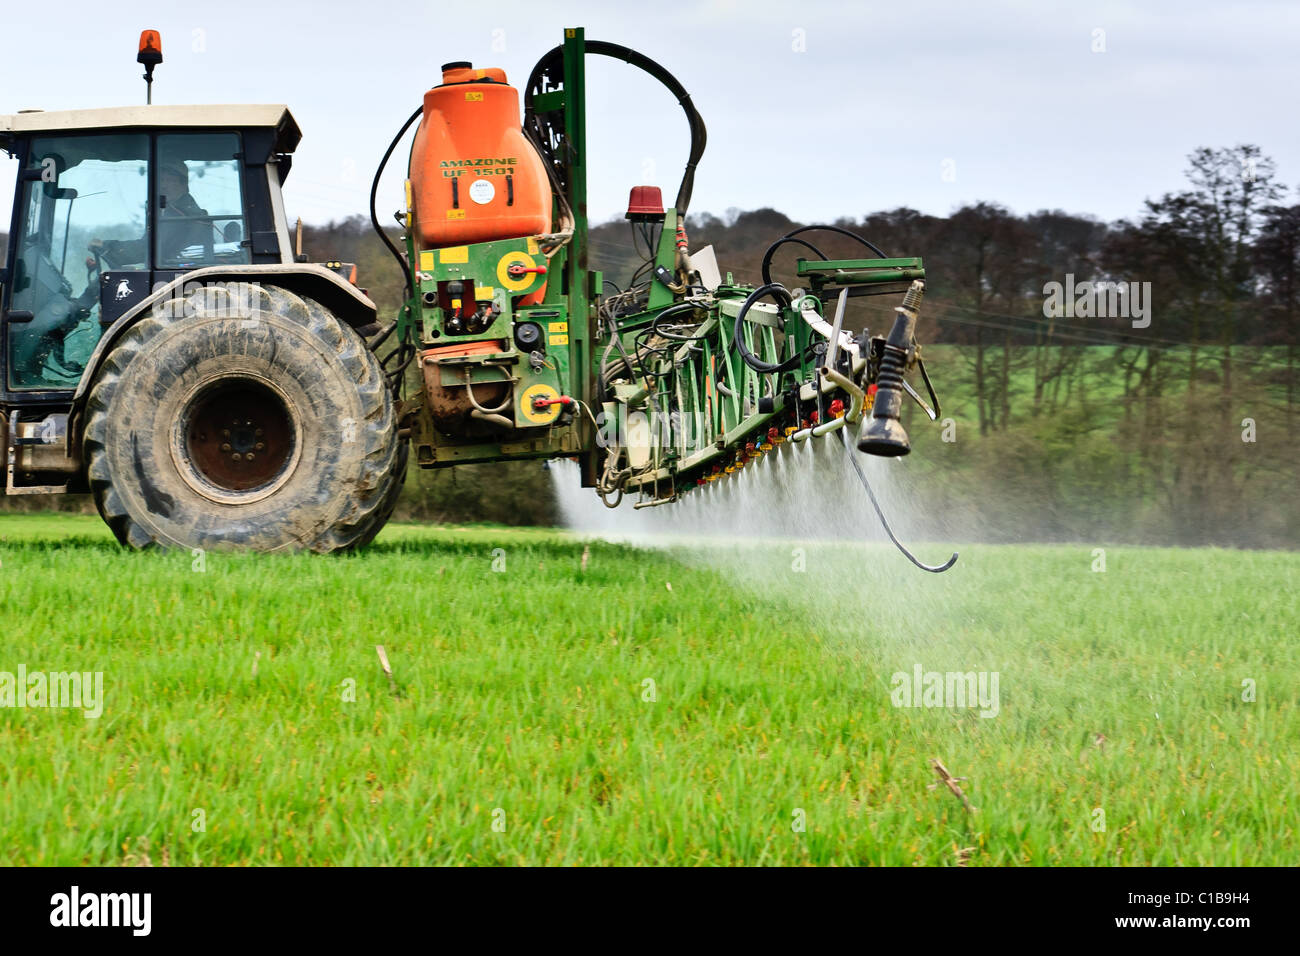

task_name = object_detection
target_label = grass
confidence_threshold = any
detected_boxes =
[0,512,1295,865]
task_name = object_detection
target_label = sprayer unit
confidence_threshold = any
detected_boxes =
[370,27,955,571]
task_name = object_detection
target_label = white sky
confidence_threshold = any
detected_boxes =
[3,0,1297,228]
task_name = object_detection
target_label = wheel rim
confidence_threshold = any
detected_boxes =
[174,376,301,503]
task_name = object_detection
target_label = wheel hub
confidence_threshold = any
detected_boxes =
[181,380,297,494]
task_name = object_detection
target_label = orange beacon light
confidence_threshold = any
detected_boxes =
[137,30,162,104]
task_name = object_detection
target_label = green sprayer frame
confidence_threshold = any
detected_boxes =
[398,27,940,516]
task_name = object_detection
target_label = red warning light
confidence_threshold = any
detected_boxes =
[625,186,664,222]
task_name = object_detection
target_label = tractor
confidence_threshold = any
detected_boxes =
[0,27,954,570]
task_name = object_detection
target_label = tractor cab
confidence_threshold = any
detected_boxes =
[0,105,300,400]
[0,28,395,546]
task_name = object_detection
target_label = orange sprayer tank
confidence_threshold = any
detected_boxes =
[409,63,552,248]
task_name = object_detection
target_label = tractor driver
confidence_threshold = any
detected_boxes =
[89,159,213,268]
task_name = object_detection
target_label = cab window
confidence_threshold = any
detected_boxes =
[7,133,149,389]
[154,133,249,269]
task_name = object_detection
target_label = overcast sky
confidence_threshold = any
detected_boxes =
[3,0,1297,229]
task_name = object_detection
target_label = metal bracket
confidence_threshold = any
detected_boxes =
[5,411,69,496]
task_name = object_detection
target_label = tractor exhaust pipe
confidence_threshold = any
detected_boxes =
[857,280,924,457]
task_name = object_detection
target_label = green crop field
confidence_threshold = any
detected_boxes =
[0,512,1295,865]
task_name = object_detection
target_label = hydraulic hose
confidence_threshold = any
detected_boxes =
[367,105,425,393]
[761,225,889,286]
[523,41,707,217]
[841,432,959,574]
[369,105,423,304]
[734,284,805,374]
[650,301,710,340]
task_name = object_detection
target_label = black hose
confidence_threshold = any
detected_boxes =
[628,258,654,289]
[382,341,418,392]
[606,313,646,384]
[523,40,707,216]
[841,432,958,573]
[762,236,829,272]
[733,284,805,374]
[761,225,888,286]
[650,302,709,341]
[631,329,677,380]
[606,313,668,420]
[367,105,425,394]
[369,105,423,303]
[368,320,397,351]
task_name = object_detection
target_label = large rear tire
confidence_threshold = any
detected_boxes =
[84,283,400,552]
[350,439,409,550]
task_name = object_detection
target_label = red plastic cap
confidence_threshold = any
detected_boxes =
[626,185,664,221]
